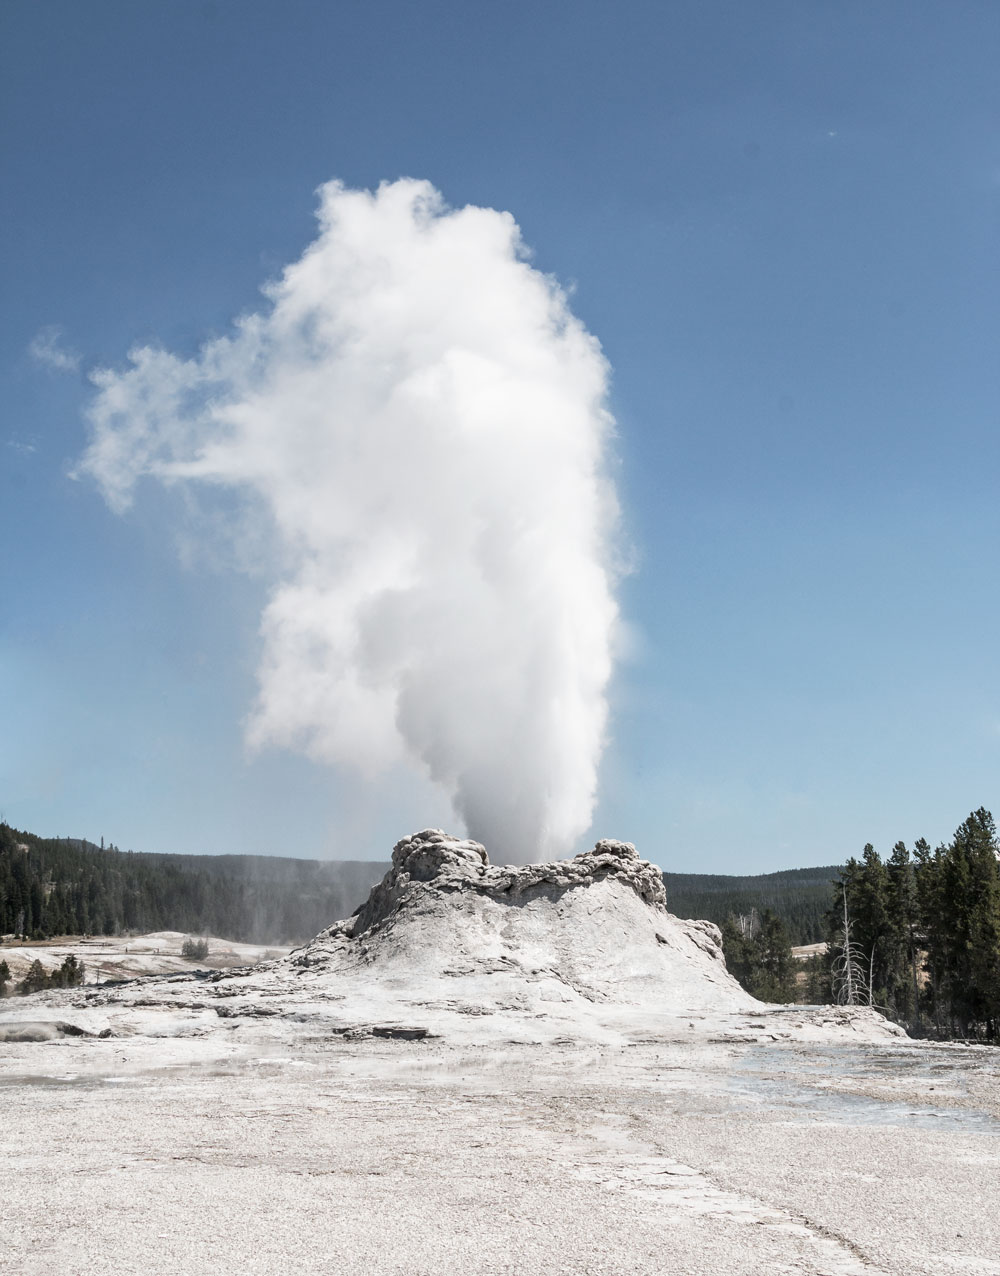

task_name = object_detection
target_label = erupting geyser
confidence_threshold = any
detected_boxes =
[79,179,621,861]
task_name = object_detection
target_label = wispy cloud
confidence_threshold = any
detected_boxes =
[6,435,37,456]
[28,325,80,373]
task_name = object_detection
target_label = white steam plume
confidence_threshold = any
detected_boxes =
[79,179,620,861]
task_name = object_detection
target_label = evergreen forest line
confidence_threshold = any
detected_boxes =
[718,808,1000,1043]
[822,807,1000,1041]
[0,823,387,946]
[663,865,837,944]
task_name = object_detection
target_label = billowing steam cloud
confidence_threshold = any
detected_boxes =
[79,179,620,860]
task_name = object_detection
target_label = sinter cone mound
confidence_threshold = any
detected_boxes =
[280,830,903,1042]
[294,830,756,1011]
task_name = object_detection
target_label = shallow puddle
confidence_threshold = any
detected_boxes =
[0,1072,139,1089]
[730,1045,1000,1134]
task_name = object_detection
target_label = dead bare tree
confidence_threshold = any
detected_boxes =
[832,885,870,1006]
[736,908,759,940]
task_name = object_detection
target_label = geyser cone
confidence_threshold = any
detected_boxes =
[295,829,755,1013]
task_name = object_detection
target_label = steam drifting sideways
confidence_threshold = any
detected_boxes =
[79,179,621,861]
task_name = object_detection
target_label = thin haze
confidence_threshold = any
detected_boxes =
[79,179,620,862]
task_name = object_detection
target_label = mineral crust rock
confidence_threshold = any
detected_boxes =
[351,828,668,938]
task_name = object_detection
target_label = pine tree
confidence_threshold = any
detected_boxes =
[886,841,920,1026]
[721,910,796,1001]
[913,836,945,1031]
[754,910,797,1002]
[803,951,831,1003]
[940,810,1000,1037]
[19,959,48,995]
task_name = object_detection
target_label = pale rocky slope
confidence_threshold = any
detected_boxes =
[296,829,753,1009]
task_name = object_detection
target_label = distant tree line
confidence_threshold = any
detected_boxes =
[664,866,838,944]
[0,954,85,997]
[0,822,386,945]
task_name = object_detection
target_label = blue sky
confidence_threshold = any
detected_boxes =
[2,1,998,871]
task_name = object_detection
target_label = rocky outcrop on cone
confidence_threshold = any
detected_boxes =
[350,828,668,938]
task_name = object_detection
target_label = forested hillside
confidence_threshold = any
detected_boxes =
[0,823,388,945]
[663,865,838,944]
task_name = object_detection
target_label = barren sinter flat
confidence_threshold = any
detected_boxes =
[2,831,998,1276]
